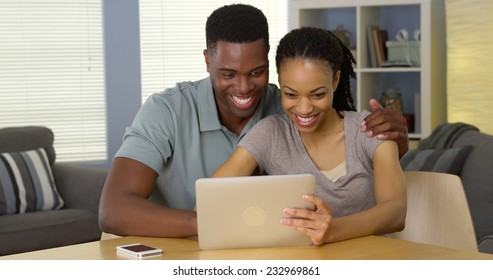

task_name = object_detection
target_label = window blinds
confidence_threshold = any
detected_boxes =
[139,0,288,103]
[0,0,106,162]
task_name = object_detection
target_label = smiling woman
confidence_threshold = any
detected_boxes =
[212,27,406,246]
[279,58,341,132]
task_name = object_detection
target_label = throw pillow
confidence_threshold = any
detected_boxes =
[0,148,64,214]
[400,146,473,175]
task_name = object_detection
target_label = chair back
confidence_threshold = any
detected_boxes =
[101,232,121,240]
[392,171,478,251]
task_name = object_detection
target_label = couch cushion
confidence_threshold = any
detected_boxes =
[0,148,64,214]
[0,209,101,256]
[400,146,473,175]
[453,129,493,241]
[478,235,493,254]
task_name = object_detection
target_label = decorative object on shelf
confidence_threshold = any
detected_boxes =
[386,29,421,66]
[381,87,403,111]
[331,24,352,48]
[386,40,420,66]
[404,114,415,133]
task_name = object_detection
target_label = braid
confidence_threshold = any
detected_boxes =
[327,30,356,113]
[276,27,356,117]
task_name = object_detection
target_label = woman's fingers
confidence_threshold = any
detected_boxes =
[280,195,333,245]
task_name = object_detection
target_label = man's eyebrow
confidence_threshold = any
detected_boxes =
[217,67,236,72]
[250,65,269,72]
[217,65,268,73]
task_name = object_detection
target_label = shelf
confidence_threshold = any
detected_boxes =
[358,67,421,73]
[289,0,446,139]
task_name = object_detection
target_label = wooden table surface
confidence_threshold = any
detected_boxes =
[2,235,493,260]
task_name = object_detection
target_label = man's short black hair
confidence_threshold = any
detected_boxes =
[206,4,269,52]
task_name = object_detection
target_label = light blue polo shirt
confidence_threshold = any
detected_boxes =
[115,77,283,210]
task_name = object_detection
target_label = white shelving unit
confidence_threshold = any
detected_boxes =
[289,0,446,139]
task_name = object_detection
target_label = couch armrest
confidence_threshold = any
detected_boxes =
[478,235,493,254]
[52,163,108,214]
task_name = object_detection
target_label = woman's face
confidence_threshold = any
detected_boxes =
[278,58,340,134]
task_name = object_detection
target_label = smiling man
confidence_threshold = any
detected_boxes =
[98,4,408,238]
[204,39,270,135]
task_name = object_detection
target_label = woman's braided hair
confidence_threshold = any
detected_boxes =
[275,27,357,117]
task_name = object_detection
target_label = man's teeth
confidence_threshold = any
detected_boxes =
[297,115,315,123]
[232,96,253,105]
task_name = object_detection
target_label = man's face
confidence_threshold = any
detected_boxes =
[204,39,269,121]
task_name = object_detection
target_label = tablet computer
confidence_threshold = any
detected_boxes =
[196,174,315,250]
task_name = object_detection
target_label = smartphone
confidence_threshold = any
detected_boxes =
[116,243,163,259]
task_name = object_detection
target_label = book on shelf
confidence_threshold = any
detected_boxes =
[372,27,384,67]
[366,25,377,67]
[380,29,389,61]
[366,25,389,68]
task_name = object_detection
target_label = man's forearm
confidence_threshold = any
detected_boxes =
[100,198,198,238]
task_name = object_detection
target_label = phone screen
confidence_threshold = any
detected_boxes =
[121,244,158,252]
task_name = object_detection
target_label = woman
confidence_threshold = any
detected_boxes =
[213,27,406,245]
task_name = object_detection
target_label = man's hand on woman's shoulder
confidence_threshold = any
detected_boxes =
[360,99,409,158]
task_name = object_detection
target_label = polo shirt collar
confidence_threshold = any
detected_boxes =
[198,77,221,132]
[197,77,269,134]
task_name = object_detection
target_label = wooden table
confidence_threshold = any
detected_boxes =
[2,235,493,260]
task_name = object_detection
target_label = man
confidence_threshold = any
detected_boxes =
[98,4,408,238]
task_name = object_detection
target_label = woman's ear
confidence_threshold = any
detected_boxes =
[332,70,341,91]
